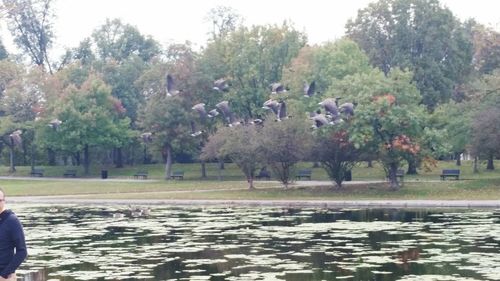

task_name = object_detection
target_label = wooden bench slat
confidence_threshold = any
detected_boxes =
[63,170,77,178]
[170,171,184,180]
[133,171,148,179]
[255,170,271,180]
[440,169,460,180]
[30,169,44,177]
[296,169,312,180]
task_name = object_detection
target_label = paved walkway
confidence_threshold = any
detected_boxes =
[9,195,500,208]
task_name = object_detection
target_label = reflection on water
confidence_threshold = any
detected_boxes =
[9,204,500,281]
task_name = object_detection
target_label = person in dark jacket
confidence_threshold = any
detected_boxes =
[0,188,27,281]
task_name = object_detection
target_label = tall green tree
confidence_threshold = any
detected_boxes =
[2,0,55,73]
[343,69,427,189]
[136,44,198,179]
[283,39,372,117]
[91,18,160,62]
[48,75,132,175]
[199,22,307,120]
[470,107,500,170]
[468,22,500,75]
[346,0,473,110]
[469,69,500,170]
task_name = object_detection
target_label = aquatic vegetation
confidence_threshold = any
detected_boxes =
[10,204,500,281]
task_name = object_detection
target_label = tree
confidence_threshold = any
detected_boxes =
[312,126,360,188]
[259,118,312,188]
[282,39,373,121]
[470,107,500,170]
[91,18,160,62]
[201,125,263,189]
[344,69,427,190]
[0,38,8,59]
[136,51,196,179]
[346,0,473,110]
[205,6,242,41]
[433,102,472,165]
[2,0,55,73]
[198,22,307,121]
[469,69,500,170]
[468,22,500,75]
[48,75,132,175]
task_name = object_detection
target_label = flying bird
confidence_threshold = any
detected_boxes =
[192,103,209,121]
[250,118,264,125]
[339,102,355,116]
[48,118,62,129]
[166,74,181,97]
[207,108,219,118]
[190,121,203,137]
[310,114,331,129]
[9,130,22,146]
[319,98,340,118]
[303,81,316,98]
[215,101,236,125]
[277,100,289,121]
[213,78,230,92]
[140,132,153,143]
[270,82,287,95]
[262,99,280,115]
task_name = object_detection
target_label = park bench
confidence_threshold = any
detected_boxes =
[63,169,77,178]
[170,171,184,180]
[387,169,405,181]
[255,169,271,180]
[440,169,460,180]
[296,169,312,180]
[30,168,44,177]
[133,171,148,179]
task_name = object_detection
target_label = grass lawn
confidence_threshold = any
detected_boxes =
[0,160,499,200]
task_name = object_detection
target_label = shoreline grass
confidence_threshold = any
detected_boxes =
[1,160,498,201]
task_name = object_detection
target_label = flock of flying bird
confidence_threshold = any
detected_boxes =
[141,74,357,142]
[6,74,356,148]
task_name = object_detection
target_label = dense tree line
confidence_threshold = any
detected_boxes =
[0,0,498,188]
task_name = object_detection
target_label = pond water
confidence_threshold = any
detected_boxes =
[9,204,500,281]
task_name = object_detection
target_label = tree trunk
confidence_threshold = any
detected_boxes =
[455,152,462,166]
[201,161,207,179]
[83,145,90,175]
[473,157,479,174]
[247,176,255,189]
[9,146,15,173]
[487,154,494,170]
[48,148,56,166]
[74,151,81,166]
[388,163,400,190]
[217,159,224,181]
[367,160,373,168]
[115,147,123,168]
[407,157,418,175]
[164,144,172,180]
[31,142,35,172]
[143,146,149,164]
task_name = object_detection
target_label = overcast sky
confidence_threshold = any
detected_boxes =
[1,0,499,58]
